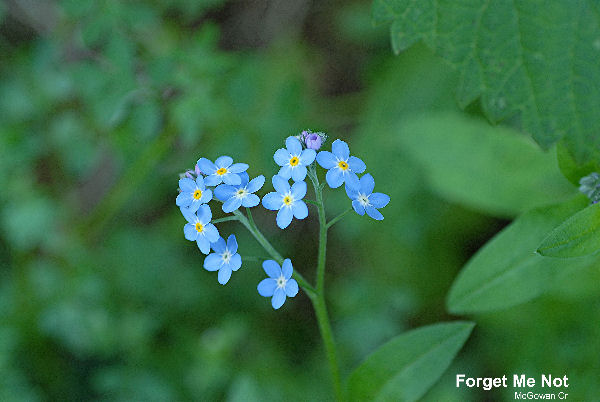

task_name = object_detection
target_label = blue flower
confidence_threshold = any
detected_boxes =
[182,204,220,254]
[345,173,390,220]
[197,156,249,186]
[316,139,366,188]
[261,176,308,229]
[274,136,316,182]
[257,259,299,309]
[203,235,242,285]
[176,176,212,211]
[214,172,265,213]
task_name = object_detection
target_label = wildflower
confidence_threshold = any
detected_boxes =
[197,156,249,186]
[257,259,299,309]
[261,175,308,229]
[214,172,265,213]
[183,204,220,254]
[345,173,390,220]
[302,130,326,151]
[316,139,366,188]
[579,172,600,203]
[203,235,242,285]
[176,176,213,212]
[274,136,316,182]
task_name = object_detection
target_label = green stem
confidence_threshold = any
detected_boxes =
[308,166,343,401]
[326,207,352,229]
[212,215,239,224]
[233,209,316,296]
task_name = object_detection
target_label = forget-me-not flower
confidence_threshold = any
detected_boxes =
[214,172,265,213]
[274,136,316,182]
[316,139,366,188]
[176,176,212,212]
[197,156,249,186]
[345,173,390,220]
[182,204,220,254]
[257,259,299,309]
[204,235,242,285]
[262,175,308,229]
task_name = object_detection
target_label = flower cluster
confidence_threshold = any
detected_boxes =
[176,130,390,309]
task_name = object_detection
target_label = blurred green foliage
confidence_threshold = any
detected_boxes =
[0,0,598,400]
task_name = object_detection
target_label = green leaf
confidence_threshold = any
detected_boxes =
[447,195,598,313]
[556,140,600,185]
[537,202,600,257]
[398,113,575,217]
[346,321,474,402]
[373,0,600,168]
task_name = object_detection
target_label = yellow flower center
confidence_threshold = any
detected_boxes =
[283,195,293,206]
[337,161,349,171]
[193,189,203,200]
[195,222,204,233]
[289,156,299,166]
[216,167,228,176]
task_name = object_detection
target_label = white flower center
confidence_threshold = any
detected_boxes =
[235,188,248,199]
[357,193,370,207]
[276,275,287,288]
[221,249,232,263]
[282,192,294,207]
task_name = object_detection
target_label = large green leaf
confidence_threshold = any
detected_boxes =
[346,321,474,402]
[373,0,600,168]
[537,202,600,257]
[447,195,598,313]
[398,113,574,217]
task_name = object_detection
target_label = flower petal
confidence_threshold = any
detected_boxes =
[203,224,220,242]
[230,253,242,271]
[179,178,196,192]
[278,165,292,180]
[274,148,290,166]
[291,165,307,182]
[365,205,384,220]
[352,200,366,215]
[197,158,216,174]
[203,253,222,271]
[326,168,344,188]
[272,175,290,194]
[290,181,307,199]
[197,204,212,224]
[345,181,359,199]
[276,207,293,229]
[316,151,336,169]
[218,267,233,285]
[184,223,197,241]
[176,192,193,207]
[272,288,286,309]
[197,236,211,254]
[285,136,302,155]
[332,139,350,160]
[211,237,227,253]
[285,279,299,297]
[195,175,206,189]
[181,207,198,223]
[229,163,249,174]
[246,175,265,193]
[223,173,242,185]
[258,278,277,297]
[292,201,308,219]
[226,234,238,253]
[369,193,390,209]
[204,174,221,186]
[214,184,236,201]
[300,149,316,165]
[262,260,281,278]
[200,189,213,204]
[223,197,243,213]
[241,194,260,208]
[348,156,366,174]
[281,258,293,279]
[262,192,283,210]
[215,156,233,168]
